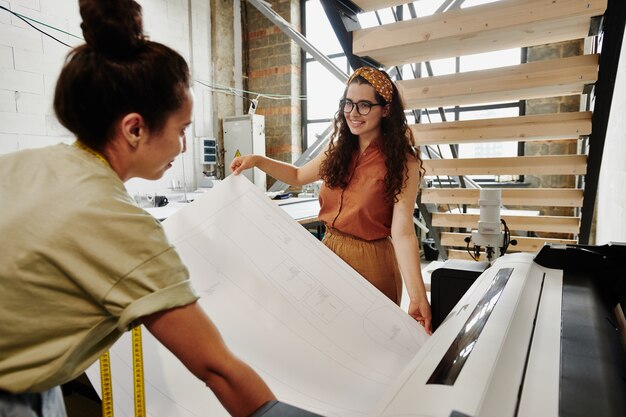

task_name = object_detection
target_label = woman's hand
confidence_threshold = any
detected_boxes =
[408,297,432,335]
[230,155,257,175]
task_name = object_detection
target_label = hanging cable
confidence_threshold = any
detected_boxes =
[500,218,511,256]
[0,5,75,48]
[0,6,310,104]
[465,235,479,261]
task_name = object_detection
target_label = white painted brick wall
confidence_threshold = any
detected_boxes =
[0,0,12,25]
[45,113,70,136]
[0,68,44,94]
[0,111,45,135]
[15,91,47,114]
[0,0,214,197]
[40,0,78,20]
[166,1,188,24]
[17,133,72,150]
[0,23,43,52]
[13,48,43,73]
[14,0,40,11]
[0,89,15,112]
[0,44,13,68]
[0,133,19,153]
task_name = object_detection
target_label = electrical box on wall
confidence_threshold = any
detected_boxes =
[202,138,217,165]
[223,114,266,190]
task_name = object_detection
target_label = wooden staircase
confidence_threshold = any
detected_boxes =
[338,0,611,260]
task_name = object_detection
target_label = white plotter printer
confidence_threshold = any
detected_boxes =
[370,243,626,417]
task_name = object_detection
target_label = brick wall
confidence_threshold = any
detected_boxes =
[244,0,302,188]
[0,0,211,196]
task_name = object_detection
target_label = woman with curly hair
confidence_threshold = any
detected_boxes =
[231,67,432,334]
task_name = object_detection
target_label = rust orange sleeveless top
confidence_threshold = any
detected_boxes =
[318,139,393,241]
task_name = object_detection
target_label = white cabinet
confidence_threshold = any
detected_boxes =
[223,114,266,190]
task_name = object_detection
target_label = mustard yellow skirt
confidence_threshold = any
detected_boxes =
[323,227,403,305]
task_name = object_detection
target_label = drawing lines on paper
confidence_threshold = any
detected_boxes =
[362,308,422,357]
[170,193,419,380]
[174,229,392,415]
[270,262,343,324]
[228,191,423,356]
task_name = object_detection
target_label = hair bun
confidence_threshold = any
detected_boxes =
[79,0,146,60]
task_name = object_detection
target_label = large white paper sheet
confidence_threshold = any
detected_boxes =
[87,175,428,416]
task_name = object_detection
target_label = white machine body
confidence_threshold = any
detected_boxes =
[370,252,563,417]
[223,114,266,190]
[470,188,505,261]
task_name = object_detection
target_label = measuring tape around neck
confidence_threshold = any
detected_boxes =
[99,326,146,417]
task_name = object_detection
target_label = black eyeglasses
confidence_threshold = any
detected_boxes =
[340,99,383,116]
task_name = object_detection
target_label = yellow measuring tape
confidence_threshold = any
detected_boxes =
[99,351,114,417]
[131,326,146,417]
[99,326,146,417]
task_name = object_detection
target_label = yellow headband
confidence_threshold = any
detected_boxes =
[347,67,394,103]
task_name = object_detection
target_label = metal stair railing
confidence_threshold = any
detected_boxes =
[246,0,348,83]
[579,0,625,243]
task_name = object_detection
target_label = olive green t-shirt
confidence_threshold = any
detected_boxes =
[0,144,199,393]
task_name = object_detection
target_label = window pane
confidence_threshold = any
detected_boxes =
[358,1,448,19]
[418,109,455,123]
[305,1,343,56]
[396,64,420,80]
[306,58,347,120]
[459,106,519,121]
[460,48,521,72]
[411,1,448,16]
[424,145,455,159]
[358,11,380,29]
[372,8,396,25]
[422,58,456,76]
[458,142,518,158]
[458,107,519,158]
[462,0,502,9]
[306,121,332,148]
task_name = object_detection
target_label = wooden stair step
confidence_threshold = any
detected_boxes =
[411,112,592,145]
[420,188,584,207]
[440,232,576,252]
[431,213,580,234]
[397,54,598,109]
[353,0,606,66]
[423,155,587,176]
[351,0,412,13]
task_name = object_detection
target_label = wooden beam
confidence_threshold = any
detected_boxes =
[431,213,581,234]
[423,155,587,176]
[398,54,598,109]
[353,0,607,66]
[411,112,592,145]
[441,232,576,252]
[420,188,584,207]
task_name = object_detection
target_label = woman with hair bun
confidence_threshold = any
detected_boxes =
[0,0,278,416]
[231,67,432,334]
